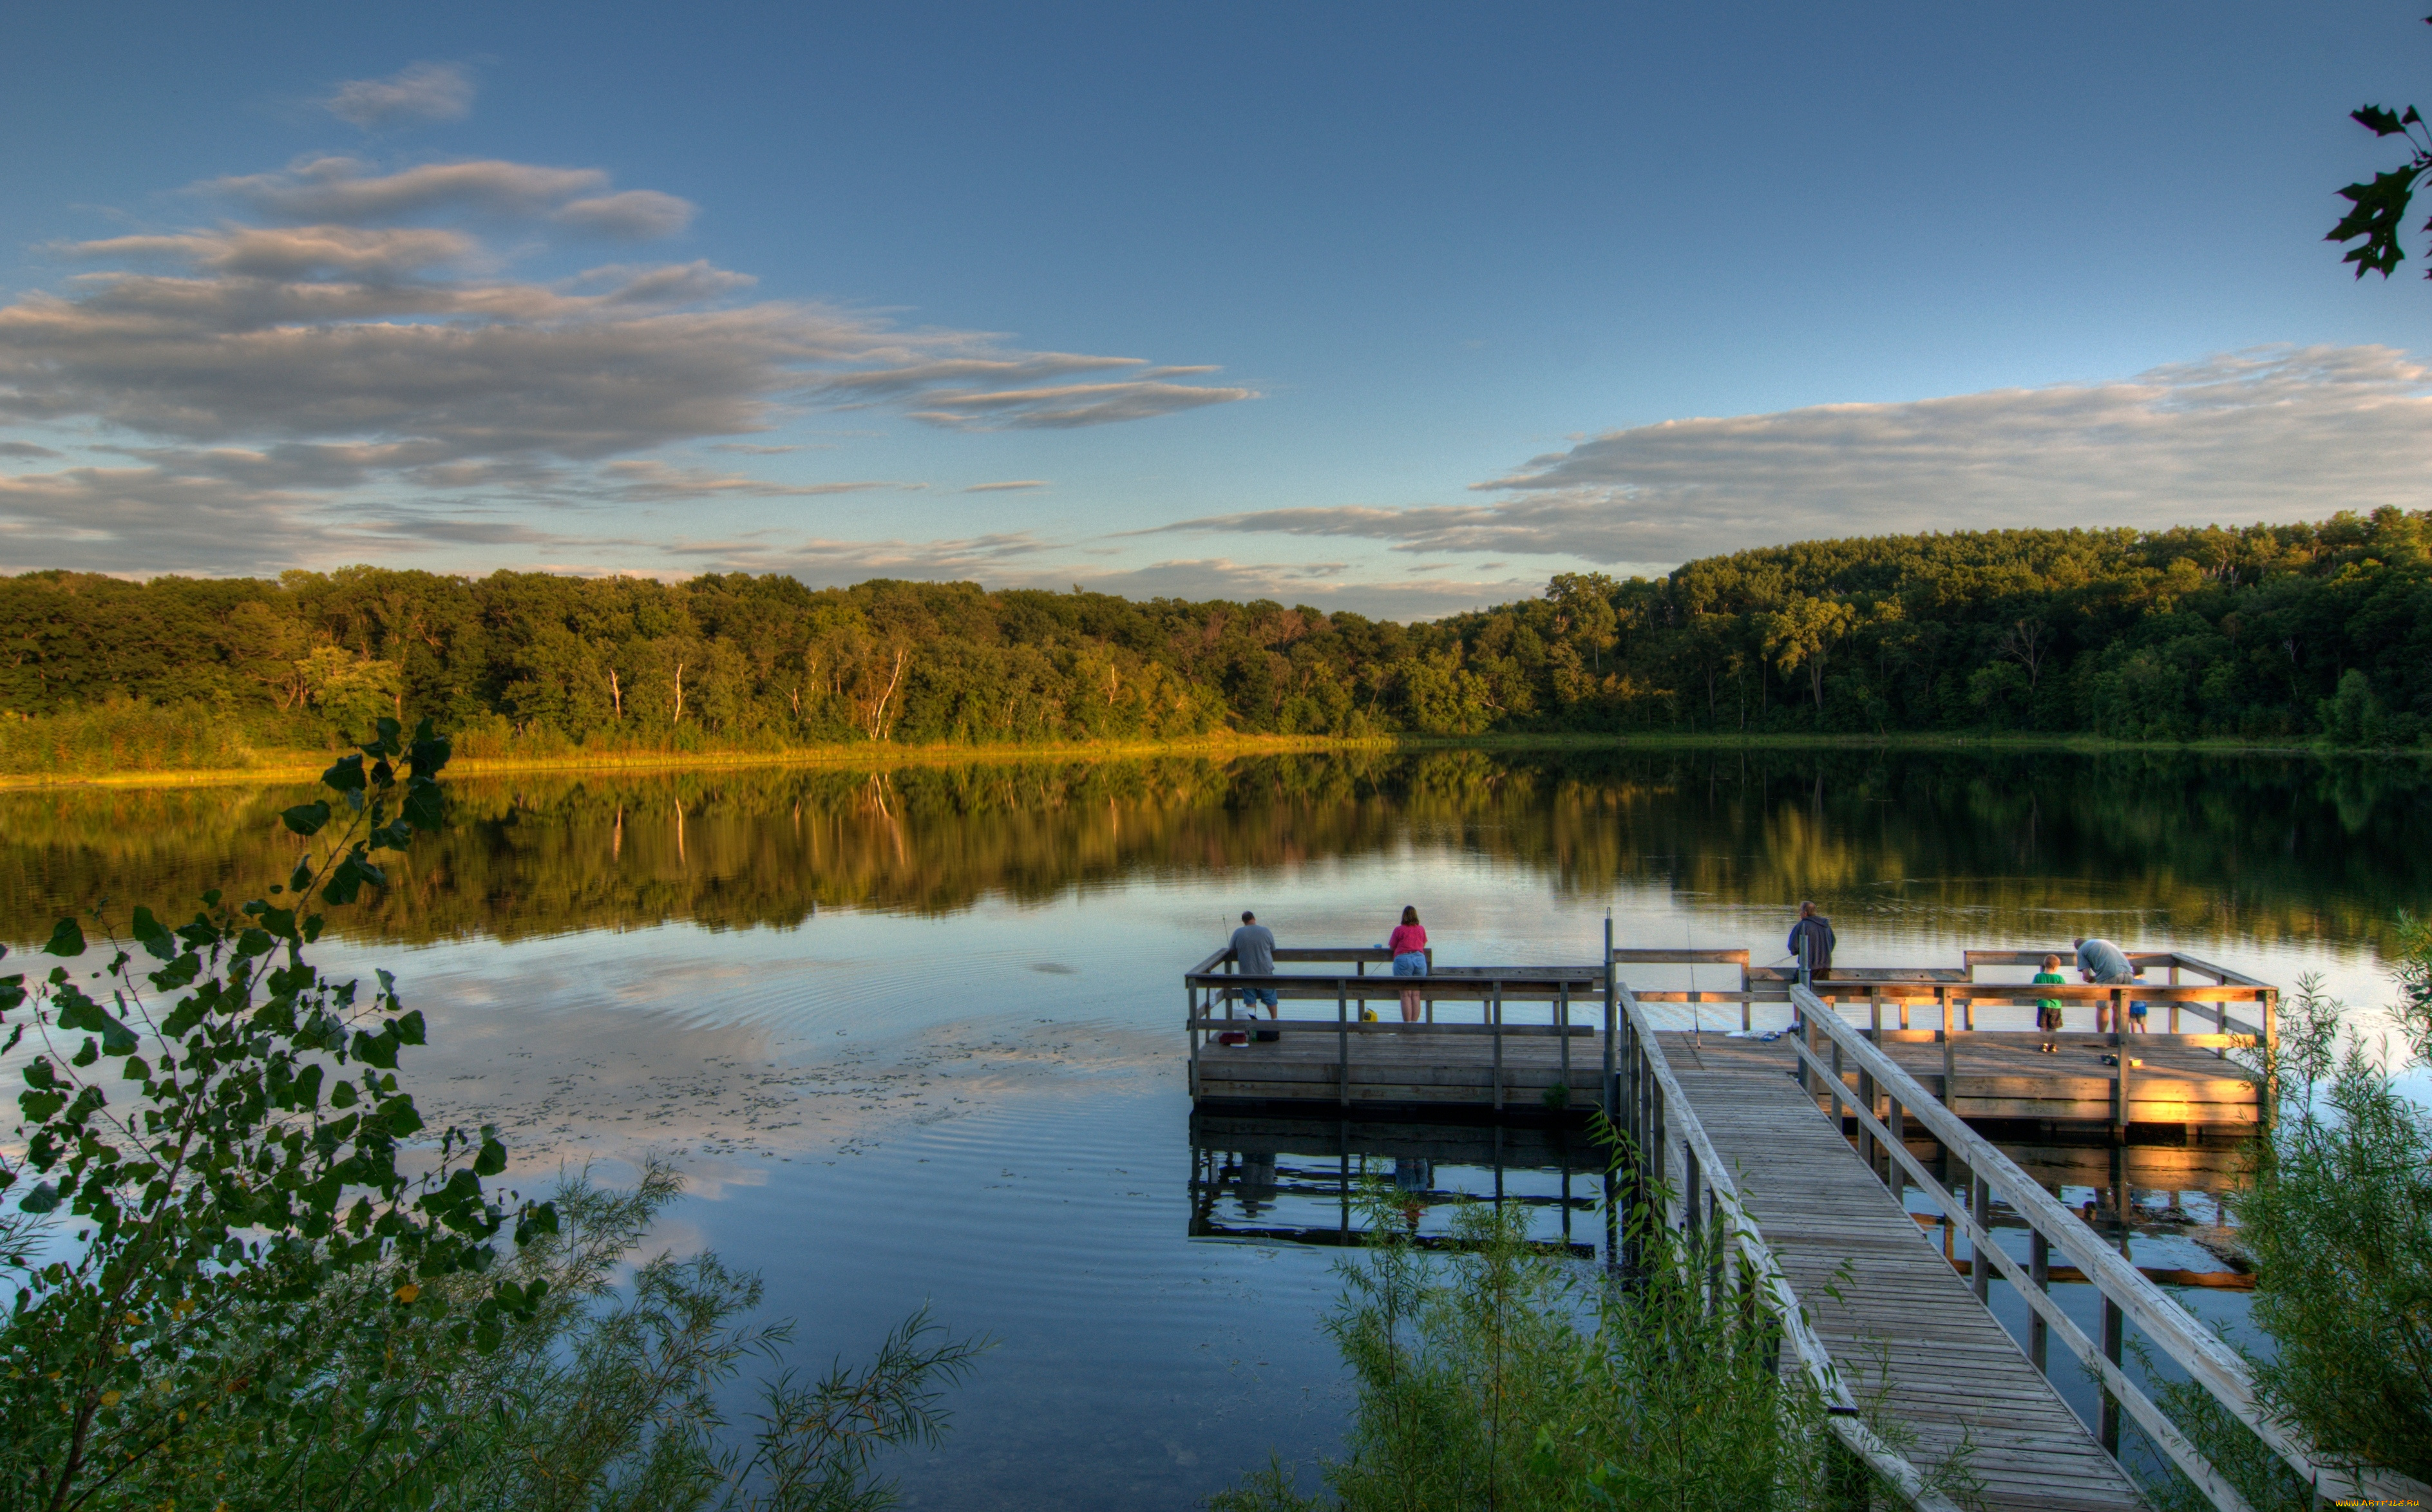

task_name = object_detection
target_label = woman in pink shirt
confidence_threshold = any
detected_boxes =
[1388,905,1429,1022]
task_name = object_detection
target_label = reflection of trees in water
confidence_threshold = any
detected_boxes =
[1,748,2426,950]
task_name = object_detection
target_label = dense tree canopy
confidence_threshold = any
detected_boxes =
[5,509,2429,758]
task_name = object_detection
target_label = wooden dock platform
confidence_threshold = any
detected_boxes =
[1661,1030,2141,1511]
[1184,943,2270,1136]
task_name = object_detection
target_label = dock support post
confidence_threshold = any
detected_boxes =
[1491,981,1505,1113]
[1827,1435,1868,1511]
[1857,1065,1877,1175]
[1970,1167,1990,1304]
[1337,985,1349,1108]
[1887,1096,1905,1209]
[1707,1187,1724,1316]
[1558,985,1572,1101]
[2100,1295,2123,1454]
[2111,990,2129,1143]
[1684,1146,1701,1252]
[2029,1229,2050,1373]
[1602,917,1617,1115]
[1651,1077,1667,1220]
[1188,983,1200,1099]
[1940,990,1955,1102]
[2262,987,2279,1129]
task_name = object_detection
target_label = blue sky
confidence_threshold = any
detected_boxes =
[3,1,2430,615]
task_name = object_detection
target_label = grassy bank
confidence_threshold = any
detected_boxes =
[5,721,2424,791]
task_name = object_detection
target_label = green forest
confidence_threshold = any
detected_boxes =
[5,507,2430,771]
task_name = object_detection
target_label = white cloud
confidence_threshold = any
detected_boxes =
[211,157,627,226]
[0,464,374,574]
[1163,346,2432,567]
[964,479,1047,492]
[68,225,475,279]
[324,62,475,131]
[598,460,922,499]
[907,377,1257,430]
[0,212,1248,468]
[555,191,696,240]
[0,441,60,460]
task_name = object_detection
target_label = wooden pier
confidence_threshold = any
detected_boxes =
[1180,937,2427,1511]
[1186,943,2273,1137]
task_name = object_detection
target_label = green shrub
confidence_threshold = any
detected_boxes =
[1208,1162,1970,1511]
[2140,935,2432,1507]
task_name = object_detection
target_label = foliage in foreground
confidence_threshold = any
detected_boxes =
[0,721,979,1509]
[2143,927,2432,1507]
[1208,1179,1969,1512]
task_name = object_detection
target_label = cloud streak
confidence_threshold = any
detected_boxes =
[1161,346,2432,566]
[0,149,1254,575]
[324,62,475,131]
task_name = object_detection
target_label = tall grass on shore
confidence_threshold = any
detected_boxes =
[1208,1170,1971,1511]
[0,700,310,775]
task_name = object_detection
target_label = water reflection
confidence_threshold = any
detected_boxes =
[6,746,2430,951]
[1187,1113,1604,1258]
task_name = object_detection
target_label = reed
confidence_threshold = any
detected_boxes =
[1206,1167,1964,1511]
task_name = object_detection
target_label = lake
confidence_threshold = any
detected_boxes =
[5,744,2427,1507]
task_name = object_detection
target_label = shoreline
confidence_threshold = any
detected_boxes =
[0,728,2419,792]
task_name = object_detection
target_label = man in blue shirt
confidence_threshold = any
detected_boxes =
[2074,936,2136,1034]
[1231,911,1278,1019]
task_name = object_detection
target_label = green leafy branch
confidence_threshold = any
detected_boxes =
[0,717,558,1512]
[2329,17,2432,279]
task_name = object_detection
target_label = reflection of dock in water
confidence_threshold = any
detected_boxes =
[1187,1112,1601,1256]
[1177,938,2422,1510]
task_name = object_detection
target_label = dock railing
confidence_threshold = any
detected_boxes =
[1619,945,2277,1133]
[1613,977,1964,1511]
[1183,946,1607,1110]
[1789,983,2429,1510]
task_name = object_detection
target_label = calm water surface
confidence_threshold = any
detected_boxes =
[6,747,2428,1507]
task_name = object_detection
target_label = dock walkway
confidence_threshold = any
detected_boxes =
[1662,1032,2139,1511]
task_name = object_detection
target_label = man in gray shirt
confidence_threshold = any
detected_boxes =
[1231,911,1278,1019]
[2075,936,2134,1034]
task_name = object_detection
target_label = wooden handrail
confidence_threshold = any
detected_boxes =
[1618,986,1962,1511]
[1186,971,1600,999]
[1791,985,2428,1507]
[1609,947,1751,964]
[1188,1017,1594,1037]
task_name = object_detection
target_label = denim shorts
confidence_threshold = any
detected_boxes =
[1243,987,1278,1010]
[1392,952,1428,978]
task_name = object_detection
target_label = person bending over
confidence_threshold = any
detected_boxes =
[1231,911,1278,1020]
[2074,936,2134,1034]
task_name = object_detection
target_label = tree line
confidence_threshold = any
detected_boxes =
[4,507,2428,761]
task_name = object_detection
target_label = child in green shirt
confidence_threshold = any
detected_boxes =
[2033,953,2067,1054]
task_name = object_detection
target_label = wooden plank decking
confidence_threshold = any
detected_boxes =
[1193,1028,1604,1111]
[1661,1031,2141,1512]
